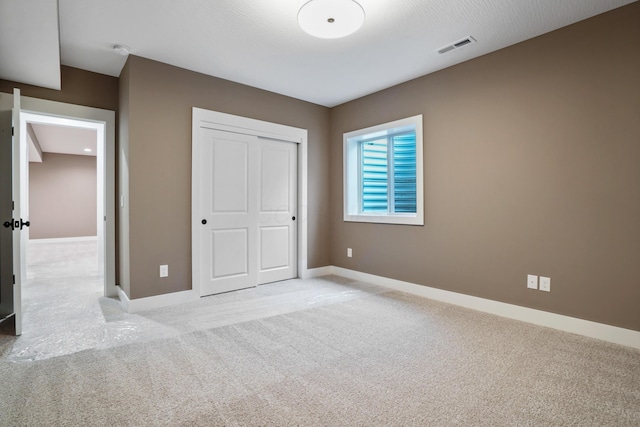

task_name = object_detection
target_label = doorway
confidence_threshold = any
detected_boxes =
[0,91,116,336]
[15,96,116,300]
[24,114,104,273]
[21,113,109,294]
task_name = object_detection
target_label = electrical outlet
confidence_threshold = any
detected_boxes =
[160,265,168,278]
[527,274,538,290]
[347,248,352,258]
[539,276,551,292]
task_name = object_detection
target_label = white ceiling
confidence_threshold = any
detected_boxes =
[1,0,637,107]
[0,0,61,90]
[28,123,97,162]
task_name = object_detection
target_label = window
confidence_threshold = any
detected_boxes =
[344,115,423,225]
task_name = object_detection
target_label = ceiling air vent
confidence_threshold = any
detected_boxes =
[437,36,476,54]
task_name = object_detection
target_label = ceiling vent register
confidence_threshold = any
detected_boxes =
[437,36,476,54]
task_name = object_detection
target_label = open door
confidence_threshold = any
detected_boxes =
[0,101,15,333]
[0,88,27,336]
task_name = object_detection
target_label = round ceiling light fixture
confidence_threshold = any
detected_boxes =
[298,0,365,39]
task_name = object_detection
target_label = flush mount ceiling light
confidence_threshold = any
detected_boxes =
[298,0,365,39]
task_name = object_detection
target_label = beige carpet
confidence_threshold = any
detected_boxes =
[0,241,639,425]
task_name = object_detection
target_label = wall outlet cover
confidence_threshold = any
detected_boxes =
[527,274,538,289]
[540,276,551,292]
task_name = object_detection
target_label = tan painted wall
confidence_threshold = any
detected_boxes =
[0,66,119,111]
[330,4,640,331]
[29,153,97,239]
[2,6,637,331]
[121,56,331,299]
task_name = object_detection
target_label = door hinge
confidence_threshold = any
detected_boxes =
[11,127,14,136]
[13,275,15,285]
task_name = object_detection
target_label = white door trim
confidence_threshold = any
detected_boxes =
[192,108,308,297]
[12,95,116,298]
[12,89,24,335]
[20,112,106,276]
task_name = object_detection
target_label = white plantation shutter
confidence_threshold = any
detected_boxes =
[361,138,388,212]
[360,132,416,214]
[392,133,417,213]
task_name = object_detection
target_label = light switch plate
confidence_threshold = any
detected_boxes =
[347,248,352,258]
[160,265,168,278]
[527,274,538,289]
[539,276,551,292]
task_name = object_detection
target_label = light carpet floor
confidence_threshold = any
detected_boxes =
[0,241,639,426]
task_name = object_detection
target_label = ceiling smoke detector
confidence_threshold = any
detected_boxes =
[113,44,130,56]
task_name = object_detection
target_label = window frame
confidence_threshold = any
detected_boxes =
[343,115,424,226]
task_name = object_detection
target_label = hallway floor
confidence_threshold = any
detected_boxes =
[0,239,175,361]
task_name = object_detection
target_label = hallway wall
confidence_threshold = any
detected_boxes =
[29,153,97,239]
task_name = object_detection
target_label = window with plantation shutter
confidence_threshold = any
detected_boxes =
[361,132,416,214]
[344,115,423,225]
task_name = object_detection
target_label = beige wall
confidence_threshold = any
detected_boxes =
[2,5,638,331]
[120,56,331,299]
[29,153,97,239]
[330,4,640,331]
[0,66,119,111]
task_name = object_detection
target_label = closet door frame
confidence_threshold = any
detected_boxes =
[191,108,308,297]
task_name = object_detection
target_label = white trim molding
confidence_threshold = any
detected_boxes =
[300,266,334,279]
[115,264,640,350]
[7,94,117,299]
[29,236,97,244]
[117,286,198,313]
[331,266,640,350]
[117,266,330,313]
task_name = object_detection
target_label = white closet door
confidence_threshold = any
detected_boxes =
[199,128,258,295]
[257,140,297,284]
[198,129,297,296]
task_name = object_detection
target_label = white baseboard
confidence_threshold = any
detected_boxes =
[331,266,640,350]
[115,267,332,313]
[112,265,640,349]
[29,236,97,244]
[117,286,199,313]
[300,266,333,279]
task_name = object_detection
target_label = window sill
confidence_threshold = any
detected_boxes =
[343,213,424,226]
